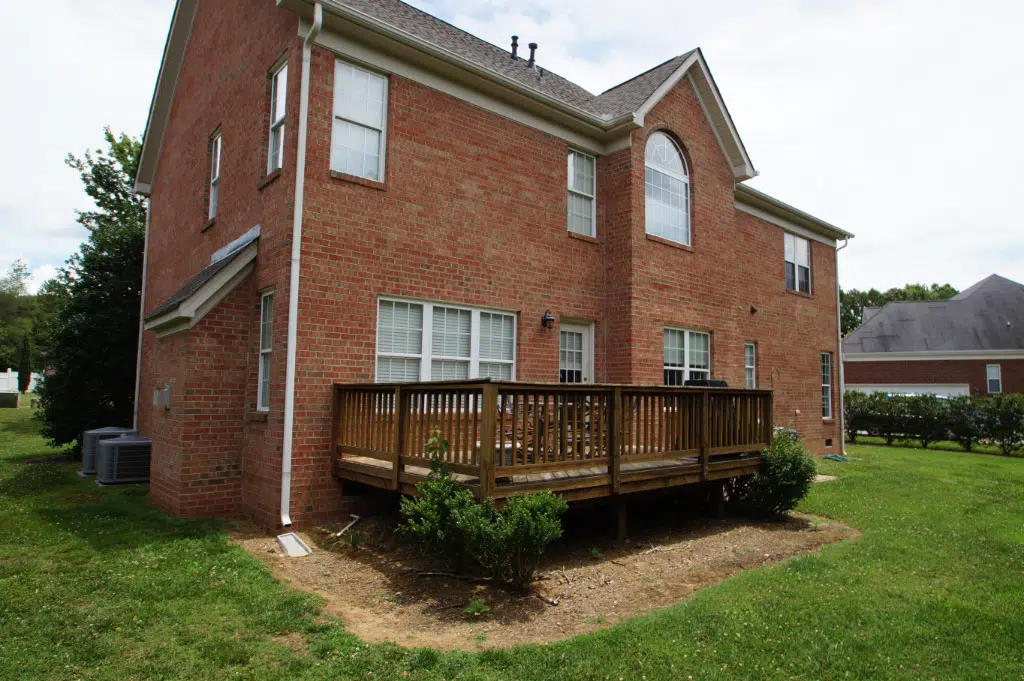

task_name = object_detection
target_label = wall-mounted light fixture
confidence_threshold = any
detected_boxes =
[541,310,556,329]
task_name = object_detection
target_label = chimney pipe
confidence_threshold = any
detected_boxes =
[528,42,538,67]
[511,35,519,59]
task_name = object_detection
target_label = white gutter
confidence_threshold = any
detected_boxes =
[835,238,849,456]
[133,199,152,430]
[280,1,322,528]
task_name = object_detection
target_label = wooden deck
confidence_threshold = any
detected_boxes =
[331,380,772,503]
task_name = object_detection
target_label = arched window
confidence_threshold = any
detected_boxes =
[645,132,690,246]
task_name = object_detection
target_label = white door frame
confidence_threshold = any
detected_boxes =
[559,322,594,383]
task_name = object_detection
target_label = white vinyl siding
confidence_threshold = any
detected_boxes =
[645,132,690,246]
[745,343,756,390]
[257,291,274,411]
[987,364,1002,394]
[331,61,387,181]
[268,63,287,173]
[785,233,811,294]
[821,352,833,418]
[664,328,710,386]
[567,150,596,237]
[208,133,222,220]
[376,298,516,382]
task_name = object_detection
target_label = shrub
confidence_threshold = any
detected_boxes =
[906,394,948,449]
[745,430,817,517]
[398,458,480,563]
[843,390,870,442]
[868,393,912,445]
[979,394,1024,456]
[946,395,982,452]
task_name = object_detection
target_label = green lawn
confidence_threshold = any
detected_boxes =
[2,408,1023,680]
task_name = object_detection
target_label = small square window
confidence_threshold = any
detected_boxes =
[986,364,1002,394]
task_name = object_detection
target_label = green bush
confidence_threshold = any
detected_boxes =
[980,394,1024,456]
[398,459,480,563]
[906,394,948,449]
[745,430,817,517]
[945,395,982,452]
[870,393,912,446]
[843,390,870,442]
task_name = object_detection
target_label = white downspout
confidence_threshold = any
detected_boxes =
[281,2,322,528]
[835,238,849,456]
[133,199,152,430]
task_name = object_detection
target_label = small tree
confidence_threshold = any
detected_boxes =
[906,394,948,449]
[17,336,33,393]
[946,395,982,452]
[980,394,1024,456]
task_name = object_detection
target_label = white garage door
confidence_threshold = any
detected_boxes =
[847,383,970,397]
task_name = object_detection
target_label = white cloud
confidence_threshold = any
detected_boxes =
[26,264,59,295]
[3,0,1022,294]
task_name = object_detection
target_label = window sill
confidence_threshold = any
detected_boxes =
[201,218,216,233]
[258,169,282,191]
[646,234,694,252]
[823,418,836,424]
[330,170,386,191]
[248,411,269,423]
[568,231,599,245]
[786,288,813,299]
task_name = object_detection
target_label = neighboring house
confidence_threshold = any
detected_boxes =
[134,0,852,528]
[844,274,1024,397]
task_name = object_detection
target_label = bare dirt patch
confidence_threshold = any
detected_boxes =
[235,501,857,651]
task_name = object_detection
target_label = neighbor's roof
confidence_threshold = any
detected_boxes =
[135,0,756,193]
[843,275,1024,355]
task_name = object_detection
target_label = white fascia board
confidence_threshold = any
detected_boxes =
[735,184,852,242]
[144,243,258,337]
[135,0,200,195]
[844,350,1024,362]
[735,202,837,247]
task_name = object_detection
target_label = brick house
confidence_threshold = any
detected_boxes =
[133,0,852,528]
[844,274,1024,397]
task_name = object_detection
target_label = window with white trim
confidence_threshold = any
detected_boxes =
[567,150,596,237]
[821,352,833,418]
[785,233,811,294]
[268,62,288,173]
[745,343,757,390]
[208,133,222,220]
[664,328,710,386]
[987,364,1002,394]
[331,60,387,182]
[645,132,690,246]
[257,291,274,411]
[376,299,516,382]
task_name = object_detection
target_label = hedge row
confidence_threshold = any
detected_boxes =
[844,391,1024,455]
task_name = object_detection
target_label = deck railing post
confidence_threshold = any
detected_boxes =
[700,389,710,482]
[611,387,622,494]
[391,386,405,491]
[766,391,774,450]
[479,383,498,499]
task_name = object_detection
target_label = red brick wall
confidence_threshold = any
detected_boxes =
[845,359,1024,396]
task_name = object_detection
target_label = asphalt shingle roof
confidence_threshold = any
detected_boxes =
[145,245,252,321]
[843,275,1024,354]
[331,0,691,118]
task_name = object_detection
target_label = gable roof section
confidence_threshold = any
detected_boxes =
[734,184,853,243]
[136,0,757,192]
[843,275,1024,356]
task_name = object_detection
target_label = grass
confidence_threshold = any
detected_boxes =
[849,434,1014,456]
[1,407,1023,680]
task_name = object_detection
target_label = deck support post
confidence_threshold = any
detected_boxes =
[700,390,710,482]
[391,386,405,491]
[479,383,498,499]
[611,387,622,495]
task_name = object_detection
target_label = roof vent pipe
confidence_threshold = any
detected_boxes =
[511,35,519,59]
[528,42,537,67]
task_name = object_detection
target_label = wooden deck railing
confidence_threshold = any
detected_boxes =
[333,380,773,499]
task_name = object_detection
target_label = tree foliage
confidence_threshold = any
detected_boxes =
[0,260,55,378]
[840,283,959,336]
[37,129,146,450]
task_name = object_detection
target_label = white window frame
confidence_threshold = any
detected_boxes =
[375,297,517,382]
[645,132,691,246]
[268,62,287,174]
[821,351,833,419]
[744,343,757,390]
[567,149,596,237]
[785,233,811,294]
[257,291,274,412]
[331,59,388,182]
[987,364,1002,394]
[208,133,222,220]
[663,328,711,386]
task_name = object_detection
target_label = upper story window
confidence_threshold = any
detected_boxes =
[268,62,288,173]
[376,298,516,383]
[645,132,690,246]
[987,364,1002,393]
[664,328,710,386]
[331,60,387,182]
[785,233,811,293]
[821,351,833,418]
[567,150,596,237]
[744,343,757,389]
[257,291,274,411]
[208,133,222,220]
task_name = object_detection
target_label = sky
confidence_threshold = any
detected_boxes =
[1,0,1021,295]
